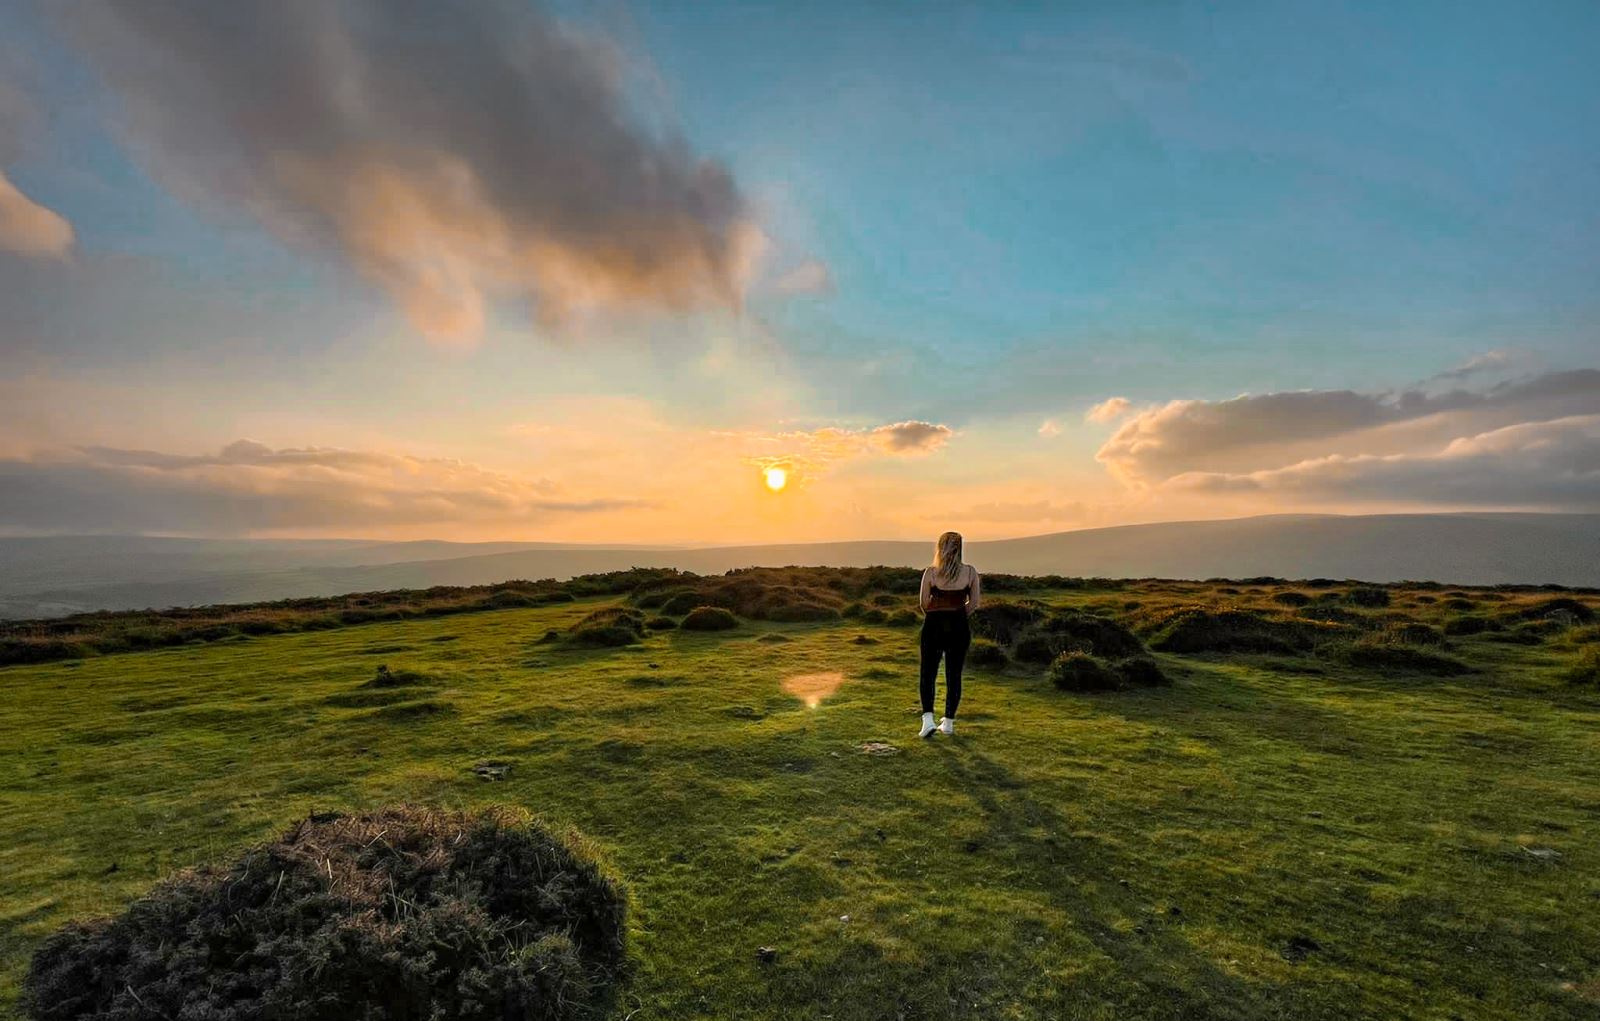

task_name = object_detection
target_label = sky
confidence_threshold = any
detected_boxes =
[0,0,1596,543]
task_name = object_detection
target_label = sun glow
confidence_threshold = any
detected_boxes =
[763,466,788,492]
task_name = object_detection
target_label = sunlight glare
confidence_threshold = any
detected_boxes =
[764,466,788,492]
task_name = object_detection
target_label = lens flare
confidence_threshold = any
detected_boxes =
[764,466,788,491]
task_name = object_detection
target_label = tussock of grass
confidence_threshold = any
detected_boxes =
[22,807,625,1021]
[680,606,740,631]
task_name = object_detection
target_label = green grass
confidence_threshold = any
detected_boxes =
[3,583,1599,1019]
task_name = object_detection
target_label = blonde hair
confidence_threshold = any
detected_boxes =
[933,531,964,584]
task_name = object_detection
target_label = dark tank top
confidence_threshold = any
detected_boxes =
[926,569,970,612]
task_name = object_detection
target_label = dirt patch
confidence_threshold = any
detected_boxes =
[783,671,846,708]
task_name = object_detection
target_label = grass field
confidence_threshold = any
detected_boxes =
[3,578,1598,1019]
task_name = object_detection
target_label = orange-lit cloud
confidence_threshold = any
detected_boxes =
[0,170,73,259]
[72,0,759,341]
[1083,396,1131,424]
[0,440,646,535]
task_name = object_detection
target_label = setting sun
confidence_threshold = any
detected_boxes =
[763,466,788,492]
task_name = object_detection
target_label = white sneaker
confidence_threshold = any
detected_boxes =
[938,717,955,736]
[918,712,937,739]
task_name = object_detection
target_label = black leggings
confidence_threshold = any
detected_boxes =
[919,611,971,717]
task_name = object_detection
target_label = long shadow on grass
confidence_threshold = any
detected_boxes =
[927,745,1337,1020]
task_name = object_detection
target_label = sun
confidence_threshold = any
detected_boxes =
[763,466,788,492]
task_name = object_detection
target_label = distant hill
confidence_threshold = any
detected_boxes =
[1,512,1595,618]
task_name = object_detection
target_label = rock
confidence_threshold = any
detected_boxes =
[471,761,511,781]
[858,741,900,756]
[1522,846,1562,862]
[757,946,778,964]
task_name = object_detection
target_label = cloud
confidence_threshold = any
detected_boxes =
[1083,397,1131,424]
[740,419,953,483]
[1037,419,1062,438]
[0,170,73,259]
[767,258,833,296]
[0,440,646,534]
[1169,415,1600,509]
[869,420,952,454]
[1096,369,1600,485]
[1428,349,1519,384]
[69,0,759,341]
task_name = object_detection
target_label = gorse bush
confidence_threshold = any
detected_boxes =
[23,806,627,1021]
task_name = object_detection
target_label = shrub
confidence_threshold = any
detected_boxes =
[1345,586,1391,608]
[1443,615,1499,636]
[1144,607,1322,655]
[1522,597,1596,624]
[1041,611,1145,659]
[1050,652,1120,692]
[969,600,1048,645]
[658,592,704,616]
[681,606,740,631]
[858,608,889,624]
[968,639,1008,668]
[1272,591,1312,608]
[1115,657,1171,688]
[644,616,677,630]
[886,608,919,627]
[840,601,864,618]
[23,806,626,1021]
[1013,627,1070,664]
[569,606,646,647]
[1384,622,1445,646]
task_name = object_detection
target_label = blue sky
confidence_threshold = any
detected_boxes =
[0,1,1596,540]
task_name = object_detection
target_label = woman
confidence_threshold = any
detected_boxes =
[917,531,981,738]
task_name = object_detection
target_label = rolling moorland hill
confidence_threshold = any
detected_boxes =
[2,512,1597,619]
[2,565,1598,1018]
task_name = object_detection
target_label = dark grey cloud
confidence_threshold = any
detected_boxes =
[68,0,759,339]
[0,441,647,534]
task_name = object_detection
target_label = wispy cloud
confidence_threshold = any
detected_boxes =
[70,0,760,341]
[0,440,646,535]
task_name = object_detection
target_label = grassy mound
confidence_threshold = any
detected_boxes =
[967,638,1008,668]
[1050,652,1120,691]
[569,607,647,647]
[681,606,740,631]
[969,600,1048,646]
[1520,597,1596,624]
[1049,653,1169,692]
[1345,586,1392,608]
[1143,607,1330,655]
[23,806,626,1021]
[1326,637,1469,676]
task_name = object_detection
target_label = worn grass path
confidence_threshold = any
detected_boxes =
[2,590,1598,1019]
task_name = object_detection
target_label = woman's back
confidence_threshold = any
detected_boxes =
[920,563,981,613]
